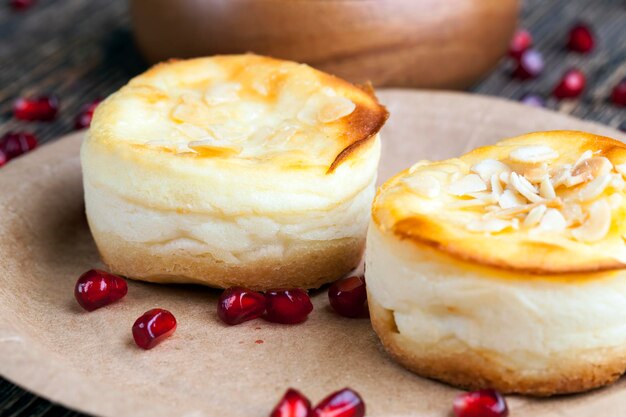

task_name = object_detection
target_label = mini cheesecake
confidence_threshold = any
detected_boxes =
[82,54,388,290]
[366,130,626,396]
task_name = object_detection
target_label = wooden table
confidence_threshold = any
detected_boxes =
[0,0,624,415]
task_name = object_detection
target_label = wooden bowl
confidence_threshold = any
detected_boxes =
[130,0,519,89]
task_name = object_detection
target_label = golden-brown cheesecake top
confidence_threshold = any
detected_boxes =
[88,54,388,173]
[373,131,626,274]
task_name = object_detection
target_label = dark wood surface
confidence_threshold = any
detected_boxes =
[0,0,624,416]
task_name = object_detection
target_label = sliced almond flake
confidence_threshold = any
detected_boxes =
[510,172,543,203]
[447,174,487,196]
[491,174,504,200]
[469,191,497,203]
[175,123,211,140]
[509,145,559,163]
[174,143,198,155]
[561,203,585,226]
[318,96,356,123]
[564,174,586,187]
[537,208,567,233]
[615,163,626,177]
[519,163,548,183]
[539,177,556,199]
[403,174,441,198]
[498,189,526,209]
[489,198,562,219]
[577,174,611,202]
[466,218,511,233]
[471,159,510,182]
[611,173,626,190]
[499,171,510,185]
[204,82,241,105]
[571,156,613,180]
[571,199,611,242]
[511,218,520,230]
[550,164,573,188]
[523,204,547,227]
[573,150,594,167]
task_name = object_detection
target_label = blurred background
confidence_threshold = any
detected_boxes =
[0,0,624,415]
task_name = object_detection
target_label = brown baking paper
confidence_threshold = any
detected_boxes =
[2,90,626,417]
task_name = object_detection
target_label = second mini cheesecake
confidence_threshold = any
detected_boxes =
[366,130,626,395]
[82,54,388,290]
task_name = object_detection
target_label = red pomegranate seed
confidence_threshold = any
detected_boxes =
[611,79,626,107]
[508,29,533,59]
[132,308,177,350]
[453,389,509,417]
[217,286,266,325]
[13,95,58,121]
[74,269,128,312]
[270,388,311,417]
[553,68,586,99]
[74,99,102,130]
[9,0,34,10]
[328,276,368,318]
[0,149,8,167]
[0,132,38,160]
[512,49,544,80]
[265,289,313,324]
[567,23,595,53]
[312,388,365,417]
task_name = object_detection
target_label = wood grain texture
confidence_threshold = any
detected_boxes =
[0,0,624,416]
[130,0,519,89]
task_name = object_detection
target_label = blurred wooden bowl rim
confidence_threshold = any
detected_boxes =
[130,0,520,89]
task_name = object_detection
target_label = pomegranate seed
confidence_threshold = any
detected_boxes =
[132,308,177,350]
[553,68,586,99]
[13,95,58,121]
[611,79,626,107]
[217,286,266,325]
[0,132,38,160]
[512,49,544,80]
[453,389,508,417]
[519,93,546,108]
[508,29,533,59]
[270,388,311,417]
[328,276,368,318]
[9,0,33,10]
[74,99,102,130]
[567,23,595,53]
[265,289,313,324]
[74,269,128,312]
[312,388,365,417]
[0,149,8,167]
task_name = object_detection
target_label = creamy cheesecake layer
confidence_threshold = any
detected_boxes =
[366,224,626,369]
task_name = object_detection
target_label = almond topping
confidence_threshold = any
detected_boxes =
[537,208,567,233]
[403,174,441,198]
[571,156,612,180]
[498,189,525,209]
[510,172,543,203]
[448,174,487,196]
[491,174,504,200]
[204,82,241,105]
[509,145,559,163]
[523,204,547,227]
[615,163,626,177]
[571,199,611,242]
[471,159,510,182]
[318,96,356,123]
[539,176,556,199]
[577,174,611,202]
